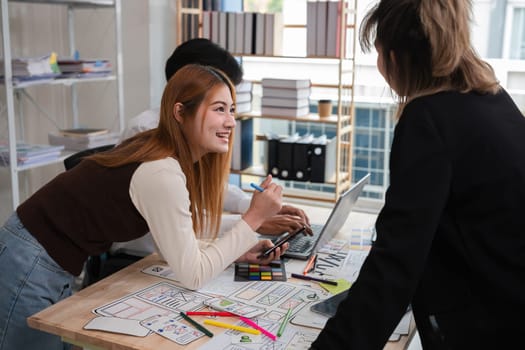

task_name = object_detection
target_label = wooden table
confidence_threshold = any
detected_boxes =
[28,209,416,350]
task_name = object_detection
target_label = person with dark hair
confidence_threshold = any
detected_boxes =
[311,0,525,349]
[113,38,310,265]
[121,38,244,141]
[0,64,289,350]
[164,38,244,86]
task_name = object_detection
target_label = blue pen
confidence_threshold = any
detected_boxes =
[250,183,264,192]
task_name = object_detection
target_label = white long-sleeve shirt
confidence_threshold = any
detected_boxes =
[111,108,251,256]
[129,158,258,290]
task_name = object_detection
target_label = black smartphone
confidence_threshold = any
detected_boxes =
[257,226,306,259]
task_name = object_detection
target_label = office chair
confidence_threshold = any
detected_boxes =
[63,144,115,171]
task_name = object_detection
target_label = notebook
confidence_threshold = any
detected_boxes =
[281,173,371,260]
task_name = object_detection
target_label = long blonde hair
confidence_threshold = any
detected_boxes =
[360,0,500,118]
[89,64,236,238]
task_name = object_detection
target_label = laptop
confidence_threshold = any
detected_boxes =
[281,173,371,260]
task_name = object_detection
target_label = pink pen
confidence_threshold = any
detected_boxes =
[239,316,277,341]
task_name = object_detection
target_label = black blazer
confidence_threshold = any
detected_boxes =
[312,90,525,349]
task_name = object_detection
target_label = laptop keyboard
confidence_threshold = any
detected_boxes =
[286,223,323,253]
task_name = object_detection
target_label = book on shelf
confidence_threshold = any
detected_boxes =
[49,132,119,151]
[326,0,344,57]
[236,80,253,93]
[211,11,220,44]
[57,59,111,74]
[243,12,254,54]
[264,12,283,56]
[262,86,311,99]
[180,12,199,43]
[236,101,252,114]
[201,10,283,55]
[59,128,109,138]
[202,0,222,11]
[261,105,310,117]
[0,143,64,166]
[1,53,61,86]
[234,12,244,55]
[226,12,236,52]
[306,1,318,56]
[236,91,252,103]
[316,0,328,56]
[0,52,60,77]
[261,96,310,108]
[254,12,265,55]
[202,11,211,39]
[218,11,228,49]
[261,78,311,89]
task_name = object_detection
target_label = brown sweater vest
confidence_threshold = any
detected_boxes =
[17,159,149,275]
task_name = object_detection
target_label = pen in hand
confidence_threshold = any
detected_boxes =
[250,182,264,192]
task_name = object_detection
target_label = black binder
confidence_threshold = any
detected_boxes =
[266,136,281,177]
[277,138,295,180]
[310,136,336,183]
[292,134,314,181]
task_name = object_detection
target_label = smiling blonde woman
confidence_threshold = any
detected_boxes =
[0,64,288,350]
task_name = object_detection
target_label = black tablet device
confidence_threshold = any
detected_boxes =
[310,290,349,317]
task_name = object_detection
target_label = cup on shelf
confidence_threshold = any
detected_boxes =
[318,99,333,118]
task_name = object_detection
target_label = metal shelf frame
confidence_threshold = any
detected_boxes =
[1,0,124,209]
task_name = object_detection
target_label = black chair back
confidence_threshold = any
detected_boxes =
[63,144,115,170]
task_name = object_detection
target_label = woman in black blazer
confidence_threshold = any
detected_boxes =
[311,0,525,349]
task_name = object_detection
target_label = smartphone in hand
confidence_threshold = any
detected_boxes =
[257,226,306,259]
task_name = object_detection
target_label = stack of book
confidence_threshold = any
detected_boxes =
[307,0,346,57]
[261,78,311,117]
[202,11,283,56]
[57,59,112,78]
[235,80,253,114]
[0,143,64,166]
[0,52,61,86]
[48,128,119,151]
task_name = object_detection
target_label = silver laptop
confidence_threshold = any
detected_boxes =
[282,173,371,260]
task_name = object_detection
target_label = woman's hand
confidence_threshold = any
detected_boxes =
[278,205,310,226]
[236,239,288,264]
[257,214,313,236]
[242,175,283,231]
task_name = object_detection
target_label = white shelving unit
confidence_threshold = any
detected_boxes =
[1,0,124,210]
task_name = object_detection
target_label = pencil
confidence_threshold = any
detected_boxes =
[291,273,338,286]
[203,319,261,335]
[239,316,276,341]
[303,254,317,275]
[179,312,214,337]
[277,308,292,337]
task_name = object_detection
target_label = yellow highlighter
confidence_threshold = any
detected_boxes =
[203,319,261,335]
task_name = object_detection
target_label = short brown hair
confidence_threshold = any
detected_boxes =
[360,0,500,115]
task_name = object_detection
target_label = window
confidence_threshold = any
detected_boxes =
[510,7,525,59]
[353,105,394,200]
